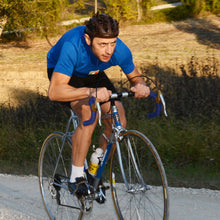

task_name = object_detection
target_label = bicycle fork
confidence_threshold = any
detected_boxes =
[110,103,150,193]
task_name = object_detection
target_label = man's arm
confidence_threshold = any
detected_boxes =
[48,72,112,102]
[126,67,150,98]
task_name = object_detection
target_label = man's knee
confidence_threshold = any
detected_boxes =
[116,101,126,128]
[121,117,127,128]
[81,104,99,126]
[71,100,96,121]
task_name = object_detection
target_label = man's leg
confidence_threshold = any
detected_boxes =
[99,100,127,152]
[92,101,126,203]
[68,98,98,196]
[70,98,98,177]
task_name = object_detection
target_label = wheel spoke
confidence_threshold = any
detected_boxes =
[38,132,83,220]
[110,130,169,220]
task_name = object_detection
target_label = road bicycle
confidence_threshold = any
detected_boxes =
[38,90,169,220]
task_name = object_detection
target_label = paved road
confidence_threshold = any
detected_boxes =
[0,174,220,220]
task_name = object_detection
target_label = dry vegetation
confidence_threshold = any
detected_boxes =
[0,15,219,106]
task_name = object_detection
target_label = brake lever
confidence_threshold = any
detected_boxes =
[159,93,168,117]
[83,97,98,126]
[96,101,102,126]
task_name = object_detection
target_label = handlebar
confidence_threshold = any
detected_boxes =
[83,91,168,126]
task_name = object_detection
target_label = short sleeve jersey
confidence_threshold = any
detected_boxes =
[47,26,135,78]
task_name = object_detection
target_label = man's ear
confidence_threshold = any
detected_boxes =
[84,34,91,45]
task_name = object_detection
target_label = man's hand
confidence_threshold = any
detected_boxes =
[126,67,150,98]
[130,83,150,98]
[90,87,112,102]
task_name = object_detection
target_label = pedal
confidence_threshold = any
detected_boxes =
[78,195,93,214]
[52,174,62,204]
[105,185,110,190]
[53,174,61,191]
[95,184,109,204]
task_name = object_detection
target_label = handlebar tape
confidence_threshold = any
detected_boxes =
[147,92,162,118]
[83,92,162,125]
[83,96,97,126]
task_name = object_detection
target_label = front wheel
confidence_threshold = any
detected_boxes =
[110,130,169,220]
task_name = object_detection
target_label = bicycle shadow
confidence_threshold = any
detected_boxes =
[174,16,220,50]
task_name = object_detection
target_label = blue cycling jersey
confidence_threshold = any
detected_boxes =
[47,26,135,77]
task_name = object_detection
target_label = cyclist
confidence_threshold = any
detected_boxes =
[47,13,150,200]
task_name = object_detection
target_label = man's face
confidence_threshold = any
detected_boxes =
[85,35,117,62]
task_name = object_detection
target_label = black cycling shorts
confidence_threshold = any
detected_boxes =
[47,68,118,107]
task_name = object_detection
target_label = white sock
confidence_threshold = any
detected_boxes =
[70,165,84,183]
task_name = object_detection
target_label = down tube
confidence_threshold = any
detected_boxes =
[96,142,113,179]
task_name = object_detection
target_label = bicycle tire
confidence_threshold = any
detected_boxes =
[110,130,169,220]
[38,132,82,220]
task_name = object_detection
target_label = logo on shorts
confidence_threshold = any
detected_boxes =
[89,70,99,75]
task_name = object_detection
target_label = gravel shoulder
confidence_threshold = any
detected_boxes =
[0,174,220,220]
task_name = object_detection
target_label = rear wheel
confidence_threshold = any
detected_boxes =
[110,130,169,220]
[38,132,83,220]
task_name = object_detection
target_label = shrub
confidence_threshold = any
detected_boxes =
[142,55,219,118]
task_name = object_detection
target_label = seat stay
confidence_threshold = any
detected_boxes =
[65,110,79,134]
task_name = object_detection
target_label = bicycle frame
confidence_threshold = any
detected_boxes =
[53,90,167,192]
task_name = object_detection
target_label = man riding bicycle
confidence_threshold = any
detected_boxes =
[47,12,150,201]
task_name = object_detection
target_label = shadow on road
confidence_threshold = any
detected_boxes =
[174,17,220,49]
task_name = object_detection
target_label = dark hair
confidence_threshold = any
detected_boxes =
[85,13,119,40]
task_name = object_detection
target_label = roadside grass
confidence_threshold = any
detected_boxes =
[125,115,220,189]
[0,56,219,189]
[0,95,70,174]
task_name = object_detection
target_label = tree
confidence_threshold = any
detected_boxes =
[103,0,152,22]
[0,0,68,39]
[0,15,7,37]
[31,0,68,39]
[137,0,143,21]
[103,0,137,21]
[0,0,30,37]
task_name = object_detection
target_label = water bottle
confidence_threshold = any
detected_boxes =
[88,148,103,176]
